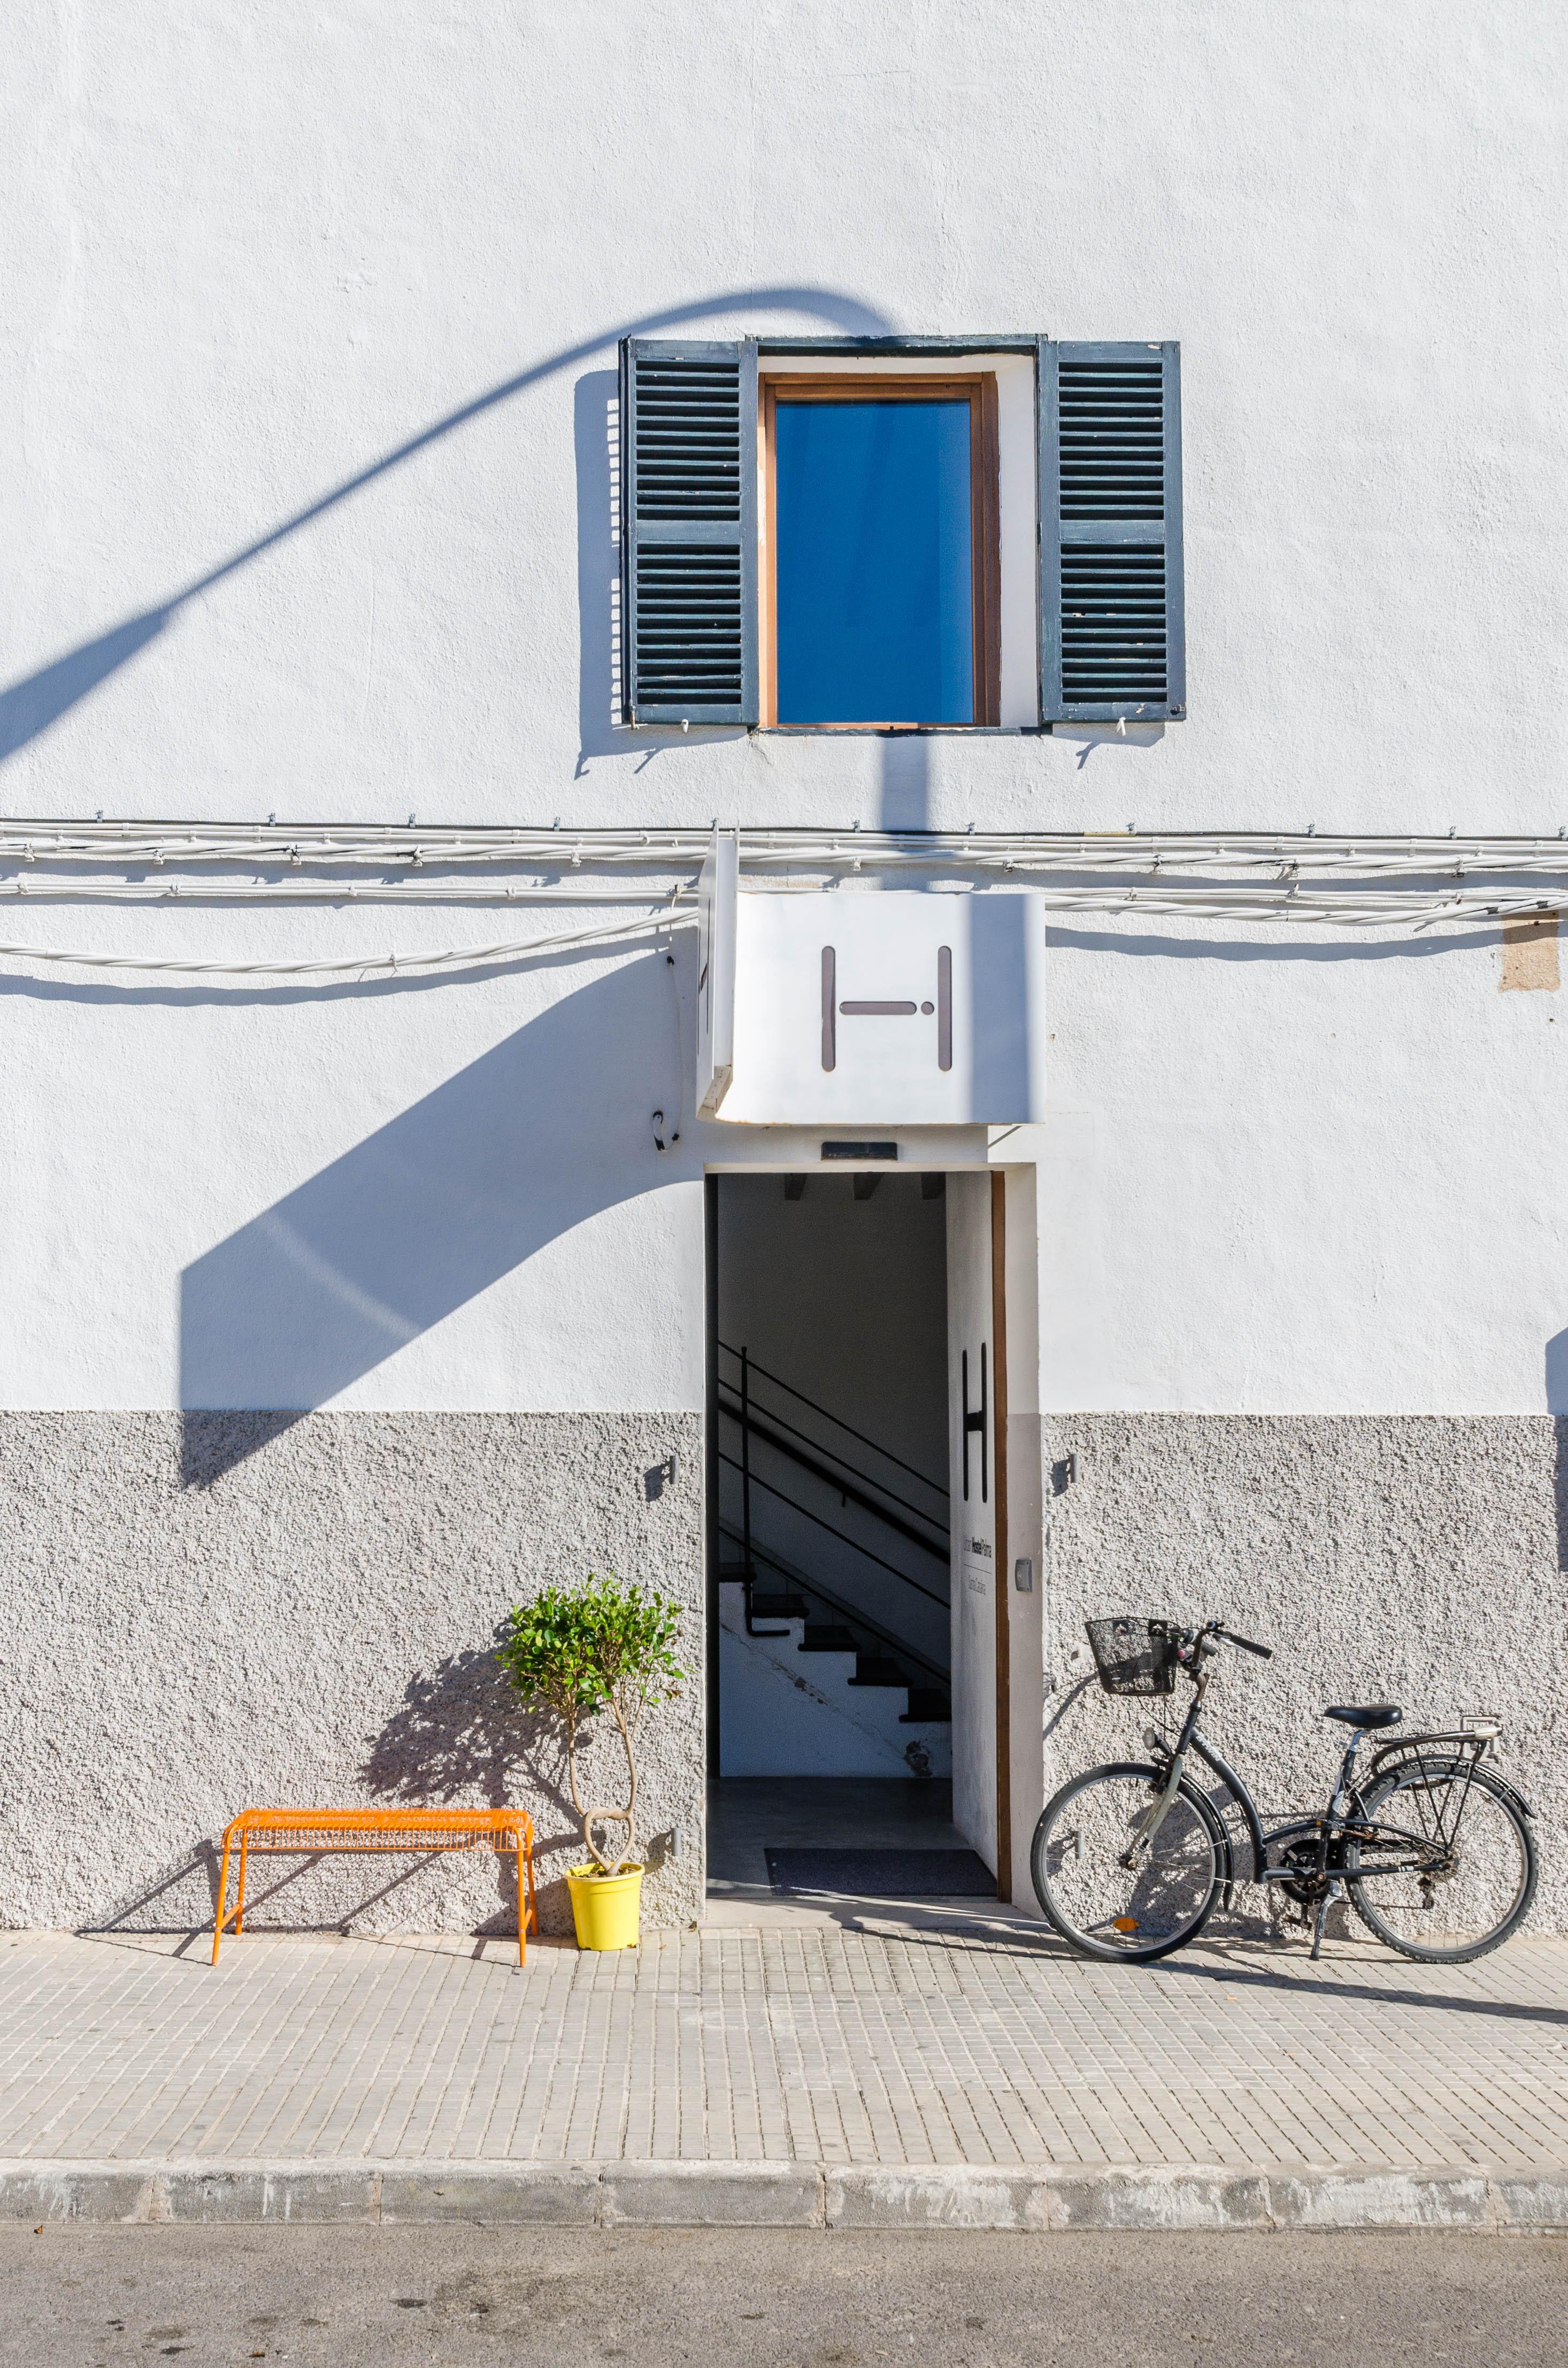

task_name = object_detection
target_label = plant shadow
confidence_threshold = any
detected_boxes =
[361,1632,589,1935]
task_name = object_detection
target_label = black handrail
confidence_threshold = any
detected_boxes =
[716,1380,949,1539]
[716,1338,949,1502]
[718,1522,950,1689]
[717,1449,950,1611]
[717,1389,949,1559]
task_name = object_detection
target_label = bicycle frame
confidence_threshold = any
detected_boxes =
[1126,1668,1249,1865]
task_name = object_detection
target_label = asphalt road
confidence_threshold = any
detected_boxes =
[3,2225,1565,2367]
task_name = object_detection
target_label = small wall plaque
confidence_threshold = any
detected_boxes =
[1014,1558,1033,1593]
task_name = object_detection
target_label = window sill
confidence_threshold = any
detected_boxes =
[615,721,1054,736]
[756,723,1051,738]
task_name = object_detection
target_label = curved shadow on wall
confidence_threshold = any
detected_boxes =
[178,950,680,1482]
[1,285,890,767]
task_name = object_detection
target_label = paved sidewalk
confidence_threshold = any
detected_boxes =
[2,1919,1566,2187]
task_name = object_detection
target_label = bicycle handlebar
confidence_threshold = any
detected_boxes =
[1212,1622,1272,1659]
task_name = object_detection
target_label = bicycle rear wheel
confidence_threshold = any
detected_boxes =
[1345,1759,1536,1964]
[1030,1761,1225,1964]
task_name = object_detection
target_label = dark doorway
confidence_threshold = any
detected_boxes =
[706,1169,976,1914]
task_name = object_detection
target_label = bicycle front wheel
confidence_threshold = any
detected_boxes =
[1345,1759,1537,1964]
[1031,1761,1225,1964]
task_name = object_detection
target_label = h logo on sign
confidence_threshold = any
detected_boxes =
[820,945,952,1073]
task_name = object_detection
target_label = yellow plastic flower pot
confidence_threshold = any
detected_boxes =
[566,1863,643,1950]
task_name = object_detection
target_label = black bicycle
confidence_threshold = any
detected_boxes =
[1030,1616,1538,1967]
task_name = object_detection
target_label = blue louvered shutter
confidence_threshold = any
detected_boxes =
[620,338,758,725]
[1038,340,1185,722]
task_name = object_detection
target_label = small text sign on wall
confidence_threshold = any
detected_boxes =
[708,884,1047,1125]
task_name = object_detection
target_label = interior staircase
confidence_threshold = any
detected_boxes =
[716,1344,952,1778]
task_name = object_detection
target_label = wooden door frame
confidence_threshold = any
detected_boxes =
[989,1170,1012,1900]
[758,371,1002,729]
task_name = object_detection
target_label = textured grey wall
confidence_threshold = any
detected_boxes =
[1039,1415,1568,1930]
[0,1412,705,1936]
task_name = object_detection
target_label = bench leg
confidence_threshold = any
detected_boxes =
[234,1835,250,1936]
[212,1833,234,1966]
[525,1829,538,1940]
[516,1837,527,1966]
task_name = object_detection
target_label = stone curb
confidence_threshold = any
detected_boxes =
[2,2162,1565,2233]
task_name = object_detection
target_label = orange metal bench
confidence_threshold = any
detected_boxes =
[211,1806,537,1966]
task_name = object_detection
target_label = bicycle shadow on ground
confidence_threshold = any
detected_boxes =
[1134,1936,1568,2028]
[873,1919,1568,2027]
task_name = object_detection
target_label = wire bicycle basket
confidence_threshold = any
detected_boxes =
[1085,1615,1180,1697]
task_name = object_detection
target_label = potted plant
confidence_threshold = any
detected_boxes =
[497,1572,685,1950]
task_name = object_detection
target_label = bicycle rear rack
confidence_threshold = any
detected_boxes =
[1366,1724,1500,1782]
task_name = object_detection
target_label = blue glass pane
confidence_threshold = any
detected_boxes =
[774,399,973,724]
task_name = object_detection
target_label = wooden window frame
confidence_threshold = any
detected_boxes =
[758,372,1001,730]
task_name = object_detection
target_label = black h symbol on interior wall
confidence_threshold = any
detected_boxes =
[820,944,952,1072]
[962,1343,988,1504]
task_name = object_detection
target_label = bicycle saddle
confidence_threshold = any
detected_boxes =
[1323,1704,1402,1730]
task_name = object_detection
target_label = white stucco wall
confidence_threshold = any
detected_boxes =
[7,0,1568,1940]
[0,913,708,1412]
[2,0,1565,1423]
[6,1,1565,834]
[1035,914,1568,1415]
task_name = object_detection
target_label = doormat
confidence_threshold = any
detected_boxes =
[764,1848,997,1898]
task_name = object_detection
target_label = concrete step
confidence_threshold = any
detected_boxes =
[799,1624,858,1653]
[849,1656,906,1689]
[717,1583,950,1777]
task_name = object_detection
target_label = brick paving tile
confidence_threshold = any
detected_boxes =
[1,1926,1566,2170]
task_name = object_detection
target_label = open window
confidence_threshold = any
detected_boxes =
[760,374,999,727]
[619,335,1184,731]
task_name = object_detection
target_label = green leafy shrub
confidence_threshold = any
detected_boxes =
[497,1574,685,1874]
